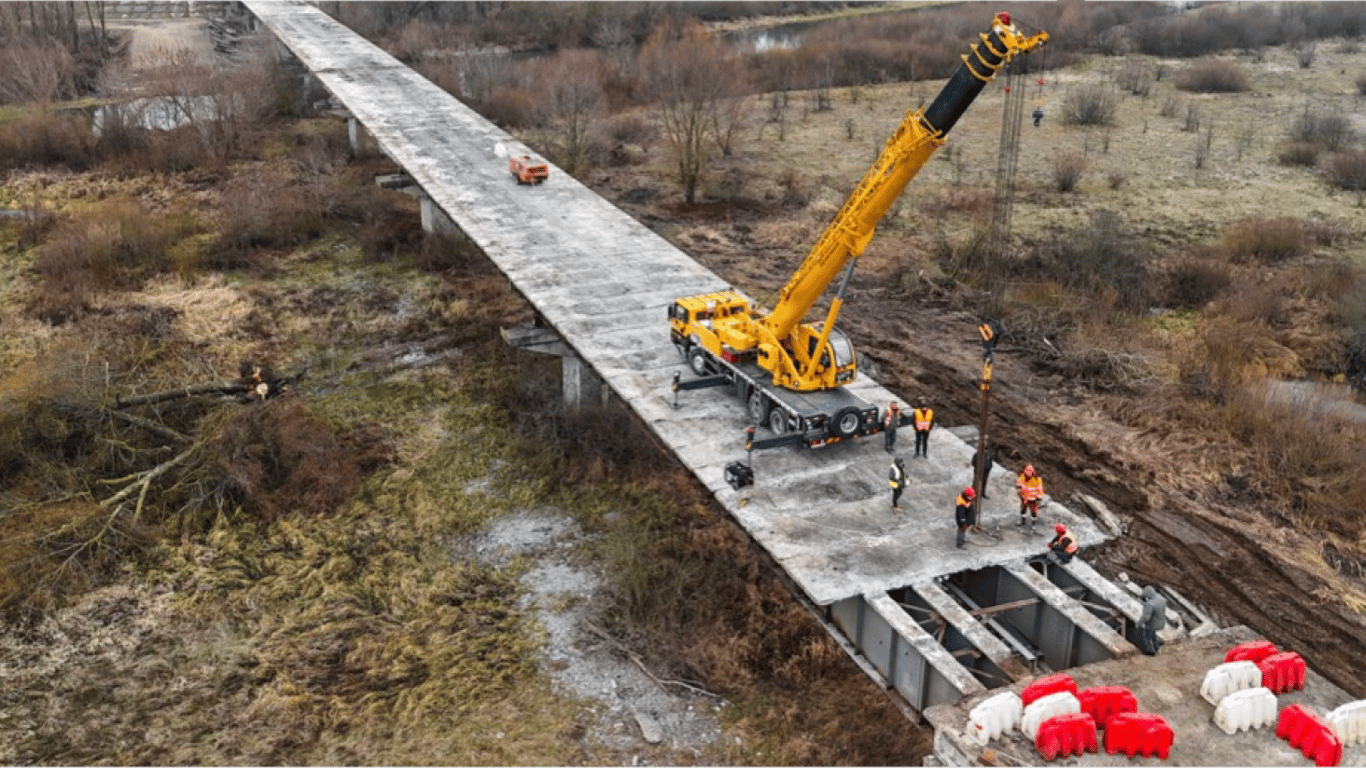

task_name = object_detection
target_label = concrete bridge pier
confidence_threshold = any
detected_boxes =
[420,195,465,238]
[501,323,609,413]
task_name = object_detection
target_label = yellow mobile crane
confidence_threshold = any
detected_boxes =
[670,13,1046,450]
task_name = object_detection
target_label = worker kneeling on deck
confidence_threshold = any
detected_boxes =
[1047,523,1078,564]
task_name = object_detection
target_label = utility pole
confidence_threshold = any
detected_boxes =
[974,321,1002,502]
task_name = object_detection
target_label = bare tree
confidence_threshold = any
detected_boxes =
[533,48,604,173]
[638,19,743,203]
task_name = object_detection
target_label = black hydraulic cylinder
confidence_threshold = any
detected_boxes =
[923,28,1010,136]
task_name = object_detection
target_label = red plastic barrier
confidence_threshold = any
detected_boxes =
[1104,712,1174,759]
[1225,640,1279,664]
[1258,651,1308,694]
[1078,686,1138,729]
[1036,712,1098,761]
[1277,704,1343,767]
[1022,673,1079,707]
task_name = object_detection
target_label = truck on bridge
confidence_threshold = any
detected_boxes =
[670,13,1047,451]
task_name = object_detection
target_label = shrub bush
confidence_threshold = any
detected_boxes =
[1174,59,1250,93]
[1278,141,1320,167]
[481,84,536,129]
[1049,209,1150,313]
[211,169,325,267]
[192,398,360,525]
[603,113,656,146]
[1289,106,1354,151]
[0,111,96,171]
[1061,84,1117,126]
[28,199,184,324]
[1115,58,1152,96]
[1324,149,1366,205]
[1218,216,1309,264]
[1052,152,1087,192]
[1337,281,1366,390]
[1214,280,1286,326]
[1164,257,1231,309]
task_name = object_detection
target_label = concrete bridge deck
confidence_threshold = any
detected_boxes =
[240,5,1365,762]
[242,0,1106,605]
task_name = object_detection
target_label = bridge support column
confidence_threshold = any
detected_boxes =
[420,195,465,239]
[501,324,607,413]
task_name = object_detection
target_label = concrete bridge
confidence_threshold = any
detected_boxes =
[240,4,1364,764]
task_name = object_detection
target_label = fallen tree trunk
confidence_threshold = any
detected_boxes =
[115,382,248,408]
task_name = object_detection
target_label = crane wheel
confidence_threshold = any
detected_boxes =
[688,347,711,377]
[747,388,768,424]
[768,407,790,435]
[831,406,862,439]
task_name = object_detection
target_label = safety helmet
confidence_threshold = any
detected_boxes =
[1055,523,1067,534]
[1024,464,1035,475]
[963,487,976,499]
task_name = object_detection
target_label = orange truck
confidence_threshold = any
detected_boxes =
[508,155,549,184]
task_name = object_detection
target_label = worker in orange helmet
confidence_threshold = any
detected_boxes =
[1016,464,1045,532]
[912,397,935,458]
[1047,522,1078,564]
[883,401,901,454]
[955,487,977,549]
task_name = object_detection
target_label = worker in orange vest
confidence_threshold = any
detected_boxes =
[1016,464,1045,531]
[883,401,901,454]
[912,397,935,458]
[955,487,977,549]
[1047,523,1078,563]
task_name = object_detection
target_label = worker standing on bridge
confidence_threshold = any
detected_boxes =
[883,402,901,454]
[1016,464,1045,531]
[955,487,977,548]
[912,397,935,458]
[889,457,907,512]
[968,444,997,498]
[1138,586,1167,656]
[1047,523,1078,564]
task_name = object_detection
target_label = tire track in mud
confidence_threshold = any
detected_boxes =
[841,293,1366,698]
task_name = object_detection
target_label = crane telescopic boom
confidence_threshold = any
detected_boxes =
[670,14,1045,449]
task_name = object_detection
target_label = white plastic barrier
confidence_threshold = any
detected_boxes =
[1327,699,1366,747]
[968,691,1023,745]
[1200,661,1262,706]
[1213,686,1277,735]
[1022,691,1081,741]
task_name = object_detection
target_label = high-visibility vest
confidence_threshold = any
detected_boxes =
[1057,530,1078,554]
[1018,474,1045,501]
[914,407,934,430]
[889,464,905,489]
